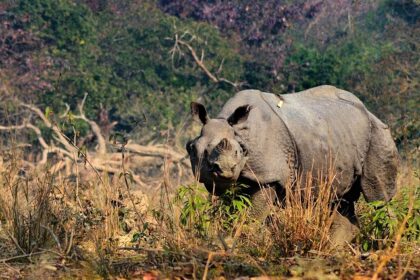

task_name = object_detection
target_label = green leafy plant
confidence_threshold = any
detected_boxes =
[131,222,150,243]
[359,186,420,251]
[174,184,251,237]
[211,185,252,231]
[175,184,212,236]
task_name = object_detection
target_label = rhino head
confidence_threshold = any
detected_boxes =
[186,102,251,195]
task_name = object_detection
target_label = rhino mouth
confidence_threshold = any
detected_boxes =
[204,162,236,183]
[207,159,237,179]
[211,164,238,180]
[213,176,235,185]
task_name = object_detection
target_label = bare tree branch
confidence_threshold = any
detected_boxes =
[171,35,245,90]
[0,98,191,191]
[19,102,75,153]
[0,121,72,164]
[71,93,107,155]
[125,142,189,165]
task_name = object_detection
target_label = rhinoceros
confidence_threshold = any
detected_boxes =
[186,85,398,246]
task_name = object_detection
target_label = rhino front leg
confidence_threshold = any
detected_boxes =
[248,185,277,222]
[330,201,360,248]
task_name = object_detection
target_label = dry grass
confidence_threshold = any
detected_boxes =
[268,171,338,256]
[0,147,418,279]
[0,149,69,256]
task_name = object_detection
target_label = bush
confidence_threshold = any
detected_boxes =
[175,183,251,238]
[358,182,420,251]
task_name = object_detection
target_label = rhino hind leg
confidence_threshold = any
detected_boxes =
[361,113,398,202]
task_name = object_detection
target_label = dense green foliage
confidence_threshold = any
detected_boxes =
[1,0,418,152]
[359,185,420,250]
[175,184,251,237]
[4,0,243,138]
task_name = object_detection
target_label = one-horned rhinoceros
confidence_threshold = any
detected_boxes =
[186,85,399,246]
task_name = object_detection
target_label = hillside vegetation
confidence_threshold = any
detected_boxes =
[1,0,418,150]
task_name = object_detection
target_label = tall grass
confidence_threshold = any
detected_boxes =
[0,147,418,278]
[0,148,133,274]
[155,167,339,262]
[0,149,69,255]
[268,171,338,256]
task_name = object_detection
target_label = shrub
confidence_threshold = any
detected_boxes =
[174,183,251,238]
[358,181,420,251]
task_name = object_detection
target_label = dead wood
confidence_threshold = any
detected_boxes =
[0,96,191,191]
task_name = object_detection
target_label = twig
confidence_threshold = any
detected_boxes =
[118,246,165,253]
[0,251,46,263]
[72,93,107,155]
[202,252,215,280]
[176,39,218,83]
[120,141,146,228]
[40,224,62,253]
[172,36,243,89]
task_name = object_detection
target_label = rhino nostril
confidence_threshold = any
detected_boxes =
[210,162,223,175]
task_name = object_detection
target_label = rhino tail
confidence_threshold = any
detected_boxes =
[361,112,399,202]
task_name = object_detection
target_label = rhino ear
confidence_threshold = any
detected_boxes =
[228,105,252,126]
[191,102,209,125]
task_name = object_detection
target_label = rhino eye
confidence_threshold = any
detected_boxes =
[239,143,248,156]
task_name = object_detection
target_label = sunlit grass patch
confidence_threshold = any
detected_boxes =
[0,149,418,279]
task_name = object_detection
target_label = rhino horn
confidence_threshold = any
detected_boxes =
[216,138,232,151]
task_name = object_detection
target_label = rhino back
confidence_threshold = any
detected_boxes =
[218,86,372,197]
[279,86,371,195]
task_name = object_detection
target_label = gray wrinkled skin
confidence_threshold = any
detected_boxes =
[187,85,399,247]
[187,118,248,195]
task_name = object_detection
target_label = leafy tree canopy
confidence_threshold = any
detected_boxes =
[1,0,418,152]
